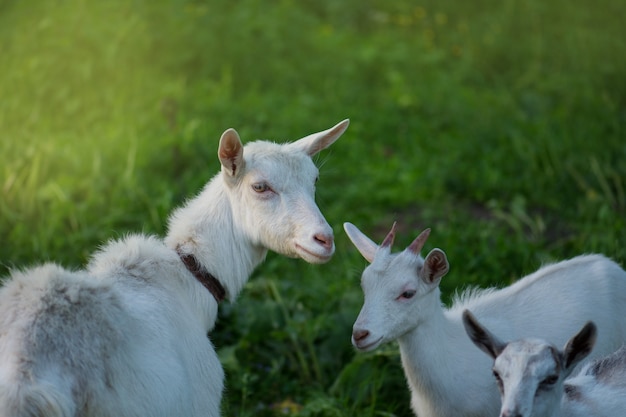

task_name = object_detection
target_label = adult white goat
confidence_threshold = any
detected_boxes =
[0,119,349,417]
[343,221,626,417]
[463,309,626,417]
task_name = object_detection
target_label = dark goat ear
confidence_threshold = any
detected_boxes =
[563,321,597,373]
[462,310,506,359]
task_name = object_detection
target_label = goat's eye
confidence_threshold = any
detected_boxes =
[541,375,558,386]
[493,370,504,391]
[492,370,503,384]
[251,183,271,193]
[399,290,416,300]
[493,371,503,383]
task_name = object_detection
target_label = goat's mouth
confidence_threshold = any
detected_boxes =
[294,243,334,264]
[353,336,383,352]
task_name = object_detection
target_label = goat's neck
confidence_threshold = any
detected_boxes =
[397,297,455,401]
[396,293,498,417]
[165,176,267,302]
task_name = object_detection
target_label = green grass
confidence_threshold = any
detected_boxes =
[1,0,625,415]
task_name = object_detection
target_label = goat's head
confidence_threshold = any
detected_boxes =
[344,222,449,351]
[462,309,597,417]
[218,120,349,264]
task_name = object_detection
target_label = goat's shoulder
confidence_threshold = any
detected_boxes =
[88,234,179,286]
[448,286,498,311]
[86,234,203,322]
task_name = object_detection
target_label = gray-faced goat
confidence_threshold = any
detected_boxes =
[463,310,626,417]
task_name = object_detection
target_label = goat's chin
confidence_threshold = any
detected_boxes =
[294,243,334,264]
[352,337,383,352]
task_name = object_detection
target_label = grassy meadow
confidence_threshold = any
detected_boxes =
[1,0,625,415]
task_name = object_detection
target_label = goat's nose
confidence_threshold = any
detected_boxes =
[501,410,522,417]
[313,233,334,250]
[353,329,370,342]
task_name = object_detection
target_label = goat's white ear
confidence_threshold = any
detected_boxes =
[218,128,245,179]
[290,119,349,156]
[462,310,506,359]
[562,321,597,376]
[343,222,377,263]
[420,248,449,284]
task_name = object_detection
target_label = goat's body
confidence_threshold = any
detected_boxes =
[0,121,349,416]
[0,237,223,417]
[399,254,626,417]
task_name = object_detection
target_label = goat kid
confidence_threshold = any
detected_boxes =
[0,119,349,417]
[463,310,626,417]
[344,222,626,417]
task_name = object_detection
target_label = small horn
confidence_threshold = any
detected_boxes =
[381,222,398,248]
[407,228,431,254]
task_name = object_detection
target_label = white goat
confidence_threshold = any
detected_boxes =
[463,310,626,417]
[343,222,626,417]
[0,119,349,417]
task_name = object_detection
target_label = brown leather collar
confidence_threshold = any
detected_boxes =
[177,250,226,303]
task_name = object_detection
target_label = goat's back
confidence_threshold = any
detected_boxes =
[453,254,626,359]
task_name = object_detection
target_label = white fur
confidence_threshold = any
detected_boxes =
[0,120,349,417]
[343,222,626,417]
[562,350,626,417]
[464,312,626,417]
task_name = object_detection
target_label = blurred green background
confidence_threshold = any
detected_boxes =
[1,0,625,415]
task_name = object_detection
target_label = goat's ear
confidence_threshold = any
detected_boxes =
[218,128,245,179]
[462,310,506,359]
[290,119,349,156]
[562,321,597,376]
[420,249,449,284]
[344,222,377,263]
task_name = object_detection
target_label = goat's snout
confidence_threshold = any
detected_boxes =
[292,228,334,264]
[353,328,370,342]
[313,232,334,250]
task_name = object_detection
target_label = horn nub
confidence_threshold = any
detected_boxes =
[381,221,398,248]
[407,228,431,254]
